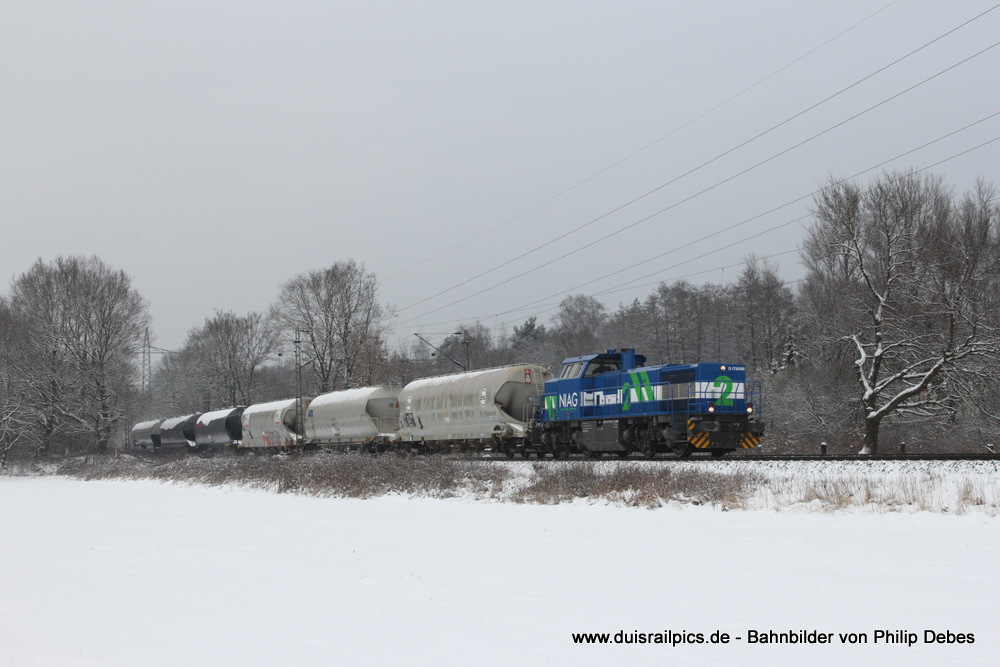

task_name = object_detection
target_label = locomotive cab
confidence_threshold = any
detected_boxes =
[542,349,648,423]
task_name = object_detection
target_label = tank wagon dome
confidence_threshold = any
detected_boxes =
[195,407,245,447]
[241,398,310,448]
[399,364,552,442]
[305,386,400,445]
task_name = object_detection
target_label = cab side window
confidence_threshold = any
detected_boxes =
[560,362,585,379]
[583,360,621,377]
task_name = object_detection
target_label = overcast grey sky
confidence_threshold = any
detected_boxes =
[2,1,999,352]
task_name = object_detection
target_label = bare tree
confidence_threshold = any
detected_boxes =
[0,299,68,455]
[642,281,741,364]
[802,172,1000,454]
[735,257,795,372]
[5,257,150,453]
[271,261,392,392]
[188,310,280,407]
[0,299,33,466]
[552,294,607,362]
[509,316,552,366]
[149,346,211,415]
[605,299,650,354]
[436,323,517,371]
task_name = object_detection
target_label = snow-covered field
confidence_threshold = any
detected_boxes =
[487,458,1000,513]
[1,476,997,666]
[706,459,1000,513]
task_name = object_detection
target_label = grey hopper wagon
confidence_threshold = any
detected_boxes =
[158,413,202,449]
[240,398,311,448]
[131,419,165,450]
[305,386,400,446]
[398,364,552,446]
[195,407,245,448]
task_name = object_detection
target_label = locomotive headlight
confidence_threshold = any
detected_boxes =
[708,402,715,413]
[720,365,726,371]
[747,402,754,414]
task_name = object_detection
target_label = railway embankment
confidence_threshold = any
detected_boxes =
[33,452,1000,515]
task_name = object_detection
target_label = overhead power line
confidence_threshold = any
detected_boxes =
[483,249,806,334]
[404,122,1000,334]
[499,133,1000,329]
[394,37,1000,328]
[389,0,902,280]
[499,110,1000,313]
[394,4,999,318]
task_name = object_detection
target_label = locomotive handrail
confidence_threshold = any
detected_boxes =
[526,395,543,430]
[540,374,762,420]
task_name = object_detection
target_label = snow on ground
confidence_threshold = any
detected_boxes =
[654,459,1000,513]
[1,476,997,666]
[478,458,1000,513]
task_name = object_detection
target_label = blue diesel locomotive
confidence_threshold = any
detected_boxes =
[533,348,764,458]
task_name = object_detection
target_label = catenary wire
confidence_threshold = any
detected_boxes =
[395,38,1000,328]
[496,134,1000,331]
[407,125,1000,335]
[388,0,902,279]
[486,110,1000,315]
[489,249,805,333]
[394,4,1000,316]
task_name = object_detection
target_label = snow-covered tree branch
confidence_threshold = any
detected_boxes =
[802,172,1000,454]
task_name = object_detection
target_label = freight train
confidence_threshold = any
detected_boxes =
[131,348,764,458]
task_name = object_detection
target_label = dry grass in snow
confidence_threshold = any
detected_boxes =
[48,453,1000,515]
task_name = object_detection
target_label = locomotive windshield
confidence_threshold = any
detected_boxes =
[583,359,620,377]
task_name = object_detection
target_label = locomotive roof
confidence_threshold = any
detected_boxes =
[644,362,746,372]
[557,355,745,372]
[559,353,604,364]
[559,350,647,366]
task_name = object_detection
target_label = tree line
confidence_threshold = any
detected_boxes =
[2,170,998,462]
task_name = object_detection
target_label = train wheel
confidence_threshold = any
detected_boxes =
[520,450,531,459]
[711,450,727,458]
[588,451,601,459]
[617,451,630,459]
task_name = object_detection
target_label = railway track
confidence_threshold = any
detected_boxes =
[467,453,1000,462]
[129,448,1000,463]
